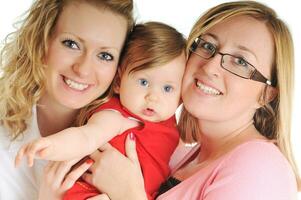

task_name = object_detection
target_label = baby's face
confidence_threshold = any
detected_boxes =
[118,53,186,122]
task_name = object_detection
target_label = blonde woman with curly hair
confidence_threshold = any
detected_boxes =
[0,0,134,199]
[78,1,300,199]
[15,21,187,200]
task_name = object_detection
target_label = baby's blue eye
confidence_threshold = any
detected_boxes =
[62,39,79,50]
[138,79,149,87]
[164,85,173,93]
[98,52,114,61]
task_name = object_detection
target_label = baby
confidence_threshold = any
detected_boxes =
[15,22,186,199]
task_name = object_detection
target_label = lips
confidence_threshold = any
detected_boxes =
[63,76,89,91]
[142,108,155,117]
[195,79,222,95]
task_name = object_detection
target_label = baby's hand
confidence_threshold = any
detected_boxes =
[15,137,52,167]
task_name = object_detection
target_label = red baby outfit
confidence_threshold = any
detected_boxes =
[63,97,179,200]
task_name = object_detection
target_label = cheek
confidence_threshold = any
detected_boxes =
[165,94,181,115]
[181,71,193,92]
[45,48,74,71]
[96,66,118,86]
[226,80,262,111]
[182,59,200,89]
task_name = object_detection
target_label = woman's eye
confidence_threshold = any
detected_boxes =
[62,39,79,50]
[98,52,114,61]
[163,85,173,93]
[234,57,248,67]
[138,79,149,87]
[201,42,216,54]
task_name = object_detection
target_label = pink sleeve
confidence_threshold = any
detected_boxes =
[203,142,297,200]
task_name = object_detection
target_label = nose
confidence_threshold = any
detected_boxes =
[201,54,222,78]
[72,53,93,77]
[145,89,159,102]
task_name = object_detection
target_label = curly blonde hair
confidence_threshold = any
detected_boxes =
[0,0,134,140]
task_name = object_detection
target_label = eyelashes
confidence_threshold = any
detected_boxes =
[61,38,115,62]
[138,78,174,93]
[62,39,79,50]
[98,52,114,61]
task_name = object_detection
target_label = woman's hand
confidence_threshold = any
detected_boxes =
[38,158,93,200]
[82,133,148,200]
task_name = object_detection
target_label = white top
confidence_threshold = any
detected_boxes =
[0,106,46,200]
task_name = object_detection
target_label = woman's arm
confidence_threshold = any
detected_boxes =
[83,134,148,200]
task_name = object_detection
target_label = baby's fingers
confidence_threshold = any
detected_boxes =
[26,139,50,166]
[15,145,28,167]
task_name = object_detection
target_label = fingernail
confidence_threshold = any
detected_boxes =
[129,132,135,141]
[86,159,94,164]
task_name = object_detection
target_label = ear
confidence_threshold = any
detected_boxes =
[265,85,278,103]
[113,81,120,94]
[113,67,122,94]
[257,85,278,108]
[179,96,183,105]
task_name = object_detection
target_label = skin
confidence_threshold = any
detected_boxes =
[181,15,274,154]
[117,52,186,122]
[15,53,186,168]
[36,2,128,199]
[38,2,127,137]
[82,15,275,200]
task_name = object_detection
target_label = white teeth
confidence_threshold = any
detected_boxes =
[196,80,221,95]
[64,78,89,91]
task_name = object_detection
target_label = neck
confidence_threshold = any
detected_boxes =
[197,119,264,162]
[37,96,78,137]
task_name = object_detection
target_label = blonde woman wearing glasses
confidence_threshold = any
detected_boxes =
[79,1,300,200]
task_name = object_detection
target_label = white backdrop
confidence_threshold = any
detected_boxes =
[1,0,300,197]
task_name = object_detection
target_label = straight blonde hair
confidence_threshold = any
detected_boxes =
[178,1,300,189]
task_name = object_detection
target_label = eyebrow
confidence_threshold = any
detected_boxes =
[203,33,258,61]
[203,33,218,41]
[237,45,258,61]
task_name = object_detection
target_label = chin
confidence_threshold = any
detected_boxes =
[59,96,92,110]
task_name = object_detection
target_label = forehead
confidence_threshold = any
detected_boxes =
[54,2,127,49]
[130,54,186,82]
[205,15,275,75]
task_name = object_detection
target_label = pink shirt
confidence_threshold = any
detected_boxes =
[159,140,297,200]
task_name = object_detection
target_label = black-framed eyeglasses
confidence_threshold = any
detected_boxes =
[190,37,273,86]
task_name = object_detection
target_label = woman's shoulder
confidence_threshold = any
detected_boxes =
[0,106,39,151]
[195,140,298,199]
[223,140,294,176]
[216,140,298,198]
[226,140,290,168]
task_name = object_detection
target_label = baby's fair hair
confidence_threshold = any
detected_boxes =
[115,22,186,87]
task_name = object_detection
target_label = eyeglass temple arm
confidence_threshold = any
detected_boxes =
[250,70,272,86]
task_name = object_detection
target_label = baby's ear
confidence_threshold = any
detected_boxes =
[113,82,120,94]
[113,67,122,94]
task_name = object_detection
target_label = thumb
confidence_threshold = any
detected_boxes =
[125,132,139,165]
